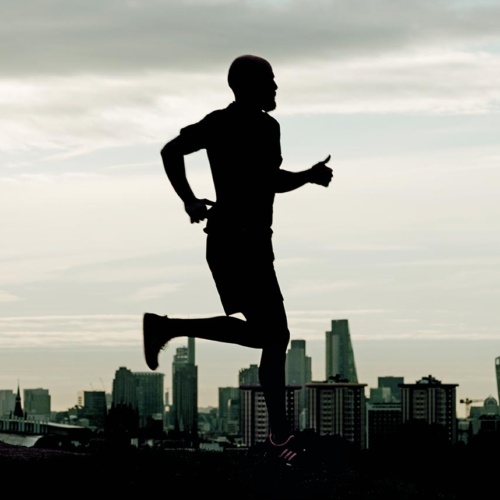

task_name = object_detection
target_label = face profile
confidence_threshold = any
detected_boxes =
[227,54,278,112]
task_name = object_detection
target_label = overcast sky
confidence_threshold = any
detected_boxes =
[1,0,499,416]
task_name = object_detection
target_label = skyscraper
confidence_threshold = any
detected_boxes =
[0,390,15,418]
[240,384,300,446]
[80,390,107,429]
[239,364,260,386]
[23,388,51,421]
[400,374,458,444]
[285,339,312,426]
[218,386,240,435]
[306,378,367,449]
[112,366,137,407]
[378,376,404,402]
[134,372,165,429]
[171,338,198,434]
[367,376,403,450]
[366,400,402,450]
[109,367,139,441]
[325,319,358,383]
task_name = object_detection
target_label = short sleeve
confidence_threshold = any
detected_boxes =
[178,111,219,154]
[178,123,205,154]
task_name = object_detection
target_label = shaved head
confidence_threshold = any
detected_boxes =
[227,54,277,111]
[228,55,273,90]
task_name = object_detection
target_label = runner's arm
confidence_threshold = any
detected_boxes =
[275,155,333,193]
[161,136,213,223]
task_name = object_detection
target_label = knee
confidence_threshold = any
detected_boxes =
[263,326,290,351]
[276,326,290,349]
[245,315,289,346]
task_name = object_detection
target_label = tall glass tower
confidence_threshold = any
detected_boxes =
[325,319,358,383]
[286,339,312,420]
[171,338,198,434]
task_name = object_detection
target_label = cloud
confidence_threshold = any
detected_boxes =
[0,314,141,348]
[1,308,497,351]
[1,1,499,159]
[2,1,499,77]
[285,279,361,298]
[2,51,499,158]
[280,51,500,115]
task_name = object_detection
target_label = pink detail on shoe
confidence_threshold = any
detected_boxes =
[280,449,297,461]
[269,433,298,463]
[269,433,294,447]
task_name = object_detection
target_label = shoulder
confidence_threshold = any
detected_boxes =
[177,106,231,150]
[202,108,229,125]
[180,107,224,134]
[183,107,231,132]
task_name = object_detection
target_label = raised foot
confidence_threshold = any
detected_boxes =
[143,313,170,371]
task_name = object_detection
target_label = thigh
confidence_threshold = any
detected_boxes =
[206,233,284,316]
[242,298,290,349]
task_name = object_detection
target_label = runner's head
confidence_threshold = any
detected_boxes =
[228,55,278,111]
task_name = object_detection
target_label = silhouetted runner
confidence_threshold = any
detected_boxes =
[143,54,333,464]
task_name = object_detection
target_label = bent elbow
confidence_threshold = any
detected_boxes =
[160,142,172,160]
[161,137,181,160]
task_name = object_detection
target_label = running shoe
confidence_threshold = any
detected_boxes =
[142,313,172,370]
[268,433,305,467]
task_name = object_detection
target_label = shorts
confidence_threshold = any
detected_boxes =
[206,231,284,316]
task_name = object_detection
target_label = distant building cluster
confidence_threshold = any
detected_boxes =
[1,320,499,450]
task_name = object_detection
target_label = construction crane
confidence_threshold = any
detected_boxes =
[460,398,483,418]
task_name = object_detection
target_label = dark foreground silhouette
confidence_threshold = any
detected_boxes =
[2,433,498,498]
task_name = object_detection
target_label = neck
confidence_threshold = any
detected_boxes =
[233,96,263,112]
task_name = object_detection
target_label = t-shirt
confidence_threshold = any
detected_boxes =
[178,101,283,234]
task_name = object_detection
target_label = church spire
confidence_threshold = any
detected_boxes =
[13,381,24,418]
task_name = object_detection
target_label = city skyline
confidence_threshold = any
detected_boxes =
[3,319,499,416]
[4,331,499,421]
[1,1,499,418]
